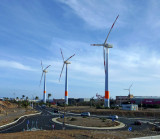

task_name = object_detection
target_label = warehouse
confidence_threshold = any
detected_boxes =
[130,96,160,105]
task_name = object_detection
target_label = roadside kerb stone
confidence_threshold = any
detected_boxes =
[0,112,41,129]
[52,117,125,130]
[130,135,160,139]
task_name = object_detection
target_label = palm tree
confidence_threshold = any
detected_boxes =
[35,96,39,100]
[22,95,25,100]
[16,97,19,100]
[48,93,52,102]
[26,96,28,101]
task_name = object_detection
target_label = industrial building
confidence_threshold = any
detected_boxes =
[116,94,133,106]
[130,96,160,105]
[116,95,160,106]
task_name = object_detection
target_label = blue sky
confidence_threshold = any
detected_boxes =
[0,0,160,99]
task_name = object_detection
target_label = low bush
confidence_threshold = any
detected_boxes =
[82,116,87,118]
[14,118,18,121]
[70,118,77,121]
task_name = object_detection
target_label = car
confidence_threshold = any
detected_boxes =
[134,120,142,125]
[54,109,59,113]
[109,115,118,120]
[41,104,46,108]
[81,112,90,117]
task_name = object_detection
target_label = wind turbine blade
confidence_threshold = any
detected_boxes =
[66,54,75,61]
[91,44,104,46]
[104,15,119,44]
[60,48,64,62]
[59,63,65,82]
[39,72,44,86]
[103,47,106,73]
[44,65,51,70]
[129,83,133,89]
[41,60,43,70]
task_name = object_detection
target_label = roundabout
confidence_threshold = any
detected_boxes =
[52,116,126,130]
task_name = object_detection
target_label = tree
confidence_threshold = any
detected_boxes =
[16,97,19,100]
[90,97,95,108]
[22,95,25,100]
[35,96,39,100]
[26,96,28,101]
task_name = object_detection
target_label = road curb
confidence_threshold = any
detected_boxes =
[0,112,41,129]
[52,117,125,130]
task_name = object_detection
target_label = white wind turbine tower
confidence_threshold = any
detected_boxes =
[91,15,119,108]
[59,48,75,105]
[40,61,51,103]
[124,83,133,96]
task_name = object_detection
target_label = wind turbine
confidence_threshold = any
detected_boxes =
[91,15,119,108]
[59,48,75,105]
[124,83,133,96]
[40,61,51,103]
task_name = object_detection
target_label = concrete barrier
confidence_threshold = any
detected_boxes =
[130,135,160,139]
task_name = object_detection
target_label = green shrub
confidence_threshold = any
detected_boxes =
[101,118,106,122]
[82,116,87,118]
[70,118,77,121]
[14,118,18,121]
[96,105,104,109]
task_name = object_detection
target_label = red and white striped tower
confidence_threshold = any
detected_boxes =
[91,15,119,108]
[59,49,75,105]
[65,63,69,104]
[43,71,47,103]
[40,61,51,103]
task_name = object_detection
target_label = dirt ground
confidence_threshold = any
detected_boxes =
[57,117,119,127]
[0,130,159,139]
[53,105,160,118]
[0,101,38,126]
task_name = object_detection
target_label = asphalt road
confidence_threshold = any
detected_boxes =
[0,106,157,133]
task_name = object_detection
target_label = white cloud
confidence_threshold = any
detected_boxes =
[59,0,128,29]
[0,60,35,71]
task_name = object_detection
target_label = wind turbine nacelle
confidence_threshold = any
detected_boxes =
[64,61,71,64]
[104,44,113,48]
[43,70,48,73]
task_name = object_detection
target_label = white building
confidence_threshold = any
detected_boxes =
[122,104,138,111]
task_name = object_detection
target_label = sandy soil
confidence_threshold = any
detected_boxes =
[57,117,119,127]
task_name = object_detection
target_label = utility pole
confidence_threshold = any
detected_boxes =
[62,101,66,130]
